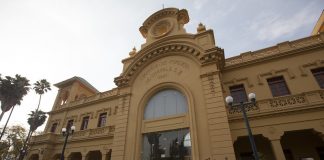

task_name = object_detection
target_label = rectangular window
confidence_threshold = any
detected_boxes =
[267,76,290,97]
[229,84,248,103]
[311,67,324,89]
[80,116,90,130]
[97,113,107,127]
[142,128,191,159]
[50,123,58,133]
[66,119,74,131]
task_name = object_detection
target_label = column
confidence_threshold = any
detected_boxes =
[270,139,286,160]
[101,150,107,160]
[39,154,43,160]
[81,153,87,160]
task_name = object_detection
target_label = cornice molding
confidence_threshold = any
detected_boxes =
[49,92,131,114]
[224,33,324,70]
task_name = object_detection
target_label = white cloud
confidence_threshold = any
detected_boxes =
[192,0,210,10]
[249,3,318,41]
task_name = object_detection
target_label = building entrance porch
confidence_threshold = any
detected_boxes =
[233,129,324,160]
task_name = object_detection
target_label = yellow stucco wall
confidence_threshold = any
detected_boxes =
[27,8,324,160]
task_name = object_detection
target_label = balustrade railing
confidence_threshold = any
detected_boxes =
[31,125,115,143]
[228,90,324,118]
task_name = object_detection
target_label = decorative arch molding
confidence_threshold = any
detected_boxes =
[114,40,224,87]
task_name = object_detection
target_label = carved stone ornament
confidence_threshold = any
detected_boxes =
[150,20,173,38]
[139,8,189,39]
[114,42,224,87]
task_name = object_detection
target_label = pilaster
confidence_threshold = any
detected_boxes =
[263,129,285,160]
[200,71,236,160]
[110,94,130,160]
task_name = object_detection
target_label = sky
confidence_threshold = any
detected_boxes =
[0,0,323,133]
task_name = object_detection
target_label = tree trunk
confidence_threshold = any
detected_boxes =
[19,129,33,160]
[36,94,42,111]
[30,94,42,140]
[0,102,12,122]
[0,106,15,140]
[0,111,4,122]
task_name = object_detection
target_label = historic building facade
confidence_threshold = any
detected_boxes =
[27,8,324,160]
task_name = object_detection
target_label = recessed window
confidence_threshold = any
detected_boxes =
[50,123,58,133]
[66,120,74,131]
[80,116,90,130]
[311,67,324,89]
[60,91,69,105]
[144,89,188,120]
[229,84,248,103]
[98,113,107,127]
[267,76,290,97]
[142,89,192,159]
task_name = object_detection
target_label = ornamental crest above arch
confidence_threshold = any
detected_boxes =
[114,42,224,87]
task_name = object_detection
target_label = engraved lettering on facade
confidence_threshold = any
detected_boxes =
[208,75,216,96]
[142,60,190,83]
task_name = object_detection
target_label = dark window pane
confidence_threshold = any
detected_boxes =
[50,123,58,133]
[66,120,74,131]
[98,113,107,127]
[267,76,290,97]
[229,84,248,103]
[311,67,324,89]
[81,116,89,130]
[142,128,191,160]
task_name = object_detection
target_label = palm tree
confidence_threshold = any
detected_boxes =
[0,74,30,122]
[19,110,47,160]
[27,110,47,134]
[18,79,50,160]
[33,79,51,111]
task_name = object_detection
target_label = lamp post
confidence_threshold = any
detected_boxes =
[60,125,75,160]
[225,93,259,160]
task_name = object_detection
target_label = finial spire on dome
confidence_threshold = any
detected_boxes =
[197,22,206,33]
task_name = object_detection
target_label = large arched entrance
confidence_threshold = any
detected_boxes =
[234,135,275,160]
[68,152,82,160]
[28,154,39,160]
[86,150,102,160]
[281,129,324,160]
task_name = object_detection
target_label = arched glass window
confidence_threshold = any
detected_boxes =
[144,89,188,120]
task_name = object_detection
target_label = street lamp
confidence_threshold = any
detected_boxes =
[225,93,259,160]
[60,125,75,160]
